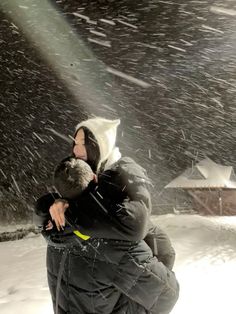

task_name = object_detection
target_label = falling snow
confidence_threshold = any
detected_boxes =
[99,18,116,25]
[89,29,107,37]
[167,45,186,53]
[210,6,236,17]
[116,19,138,29]
[106,66,151,88]
[1,0,236,312]
[88,37,111,47]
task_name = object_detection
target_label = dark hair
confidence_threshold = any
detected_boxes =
[53,156,94,199]
[73,127,100,173]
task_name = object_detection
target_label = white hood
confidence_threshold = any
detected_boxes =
[75,117,121,170]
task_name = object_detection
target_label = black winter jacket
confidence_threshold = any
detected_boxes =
[35,157,178,313]
[36,157,175,268]
[46,238,178,314]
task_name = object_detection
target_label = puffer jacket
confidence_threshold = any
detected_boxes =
[35,157,179,313]
[46,238,178,314]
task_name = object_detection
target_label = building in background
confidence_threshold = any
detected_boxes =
[165,158,236,215]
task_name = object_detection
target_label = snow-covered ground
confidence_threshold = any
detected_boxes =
[0,214,236,314]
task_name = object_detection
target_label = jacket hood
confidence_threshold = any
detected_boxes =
[75,117,121,170]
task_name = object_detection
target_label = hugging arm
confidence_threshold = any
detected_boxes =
[34,159,152,243]
[144,221,176,270]
[70,160,152,242]
[34,193,60,226]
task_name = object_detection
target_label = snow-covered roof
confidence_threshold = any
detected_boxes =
[165,158,236,189]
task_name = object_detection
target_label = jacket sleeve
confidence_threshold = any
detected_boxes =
[68,191,150,242]
[111,158,152,240]
[34,192,61,226]
[70,160,152,242]
[144,220,176,270]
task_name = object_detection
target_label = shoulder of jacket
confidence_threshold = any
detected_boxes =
[112,157,152,185]
[112,157,142,171]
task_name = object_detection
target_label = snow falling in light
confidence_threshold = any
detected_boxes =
[1,0,236,313]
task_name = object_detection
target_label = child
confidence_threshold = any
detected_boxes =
[35,156,179,314]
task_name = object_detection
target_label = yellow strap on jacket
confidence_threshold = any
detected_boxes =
[73,230,90,241]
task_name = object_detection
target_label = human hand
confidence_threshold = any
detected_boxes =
[93,174,98,183]
[49,199,69,231]
[45,220,53,231]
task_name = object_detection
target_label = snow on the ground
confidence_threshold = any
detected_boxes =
[0,233,51,314]
[0,214,236,314]
[152,214,236,314]
[0,224,35,233]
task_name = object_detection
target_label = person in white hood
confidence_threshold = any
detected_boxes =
[49,116,176,266]
[49,118,122,228]
[73,117,121,172]
[40,116,178,314]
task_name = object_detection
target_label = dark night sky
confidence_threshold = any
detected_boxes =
[1,0,236,217]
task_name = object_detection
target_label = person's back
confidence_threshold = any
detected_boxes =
[51,156,179,314]
[35,156,178,313]
[34,116,179,313]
